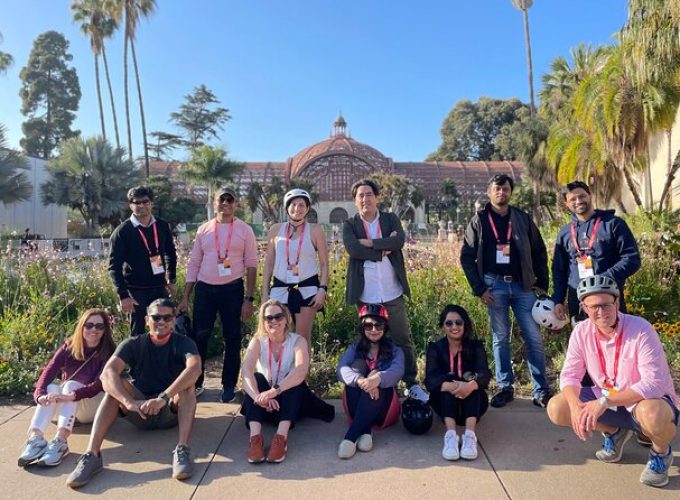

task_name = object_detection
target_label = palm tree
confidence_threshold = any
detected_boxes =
[181,145,243,219]
[72,0,121,149]
[511,0,536,114]
[0,123,32,204]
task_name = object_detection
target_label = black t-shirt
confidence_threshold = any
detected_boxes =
[114,333,198,396]
[481,208,522,279]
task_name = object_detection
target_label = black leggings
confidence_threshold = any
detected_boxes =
[430,389,488,427]
[241,373,334,427]
[344,385,393,442]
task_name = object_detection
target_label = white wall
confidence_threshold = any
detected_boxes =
[0,156,67,238]
[646,105,680,211]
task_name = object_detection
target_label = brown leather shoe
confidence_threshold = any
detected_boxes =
[266,434,287,463]
[247,434,265,464]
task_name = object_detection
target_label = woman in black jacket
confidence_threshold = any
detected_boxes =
[424,304,490,461]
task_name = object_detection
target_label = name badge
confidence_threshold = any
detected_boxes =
[495,244,510,264]
[217,257,232,277]
[150,255,165,275]
[364,260,377,269]
[286,264,300,284]
[577,255,594,279]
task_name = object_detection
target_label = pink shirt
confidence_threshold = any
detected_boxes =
[186,218,258,285]
[560,312,679,409]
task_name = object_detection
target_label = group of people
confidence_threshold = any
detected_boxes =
[16,175,678,489]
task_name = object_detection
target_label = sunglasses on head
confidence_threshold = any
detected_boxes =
[150,314,174,323]
[264,312,285,322]
[84,322,106,331]
[444,319,465,327]
[363,321,385,331]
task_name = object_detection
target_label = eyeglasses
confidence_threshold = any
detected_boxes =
[582,302,616,313]
[84,322,106,331]
[444,319,465,327]
[218,196,235,204]
[264,312,285,322]
[150,314,174,323]
[363,321,385,331]
[130,199,151,206]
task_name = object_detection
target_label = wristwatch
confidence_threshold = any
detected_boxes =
[318,285,328,291]
[273,384,282,396]
[158,392,171,406]
[597,395,608,407]
[244,295,255,302]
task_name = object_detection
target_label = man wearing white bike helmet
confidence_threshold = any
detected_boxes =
[547,275,679,488]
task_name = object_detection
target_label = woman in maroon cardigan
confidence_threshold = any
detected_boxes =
[18,308,116,468]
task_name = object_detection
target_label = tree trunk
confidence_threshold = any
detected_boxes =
[101,45,120,149]
[130,39,150,177]
[659,137,680,212]
[94,53,106,140]
[522,8,535,115]
[45,69,52,159]
[123,20,132,159]
[620,163,644,209]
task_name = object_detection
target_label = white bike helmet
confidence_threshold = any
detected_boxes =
[532,298,568,330]
[576,275,620,301]
[283,188,311,209]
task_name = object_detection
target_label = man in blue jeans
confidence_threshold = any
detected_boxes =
[460,174,552,409]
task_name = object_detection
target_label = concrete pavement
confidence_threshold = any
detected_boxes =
[1,391,678,500]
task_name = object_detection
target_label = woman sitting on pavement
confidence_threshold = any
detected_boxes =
[424,304,491,461]
[18,308,116,467]
[336,304,404,459]
[241,299,334,464]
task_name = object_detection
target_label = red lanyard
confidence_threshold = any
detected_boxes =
[136,221,159,256]
[213,219,234,260]
[487,212,511,243]
[449,347,462,378]
[569,217,601,257]
[594,319,624,389]
[362,217,382,240]
[268,339,285,386]
[366,348,380,371]
[285,222,305,267]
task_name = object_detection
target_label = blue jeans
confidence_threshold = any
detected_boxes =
[484,274,550,398]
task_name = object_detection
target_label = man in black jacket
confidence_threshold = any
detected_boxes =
[108,186,177,336]
[460,174,551,409]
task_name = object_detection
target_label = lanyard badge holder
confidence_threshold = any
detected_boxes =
[137,223,165,275]
[286,222,305,283]
[571,218,601,279]
[215,219,234,277]
[488,212,512,264]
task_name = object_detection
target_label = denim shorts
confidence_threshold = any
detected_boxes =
[580,387,680,432]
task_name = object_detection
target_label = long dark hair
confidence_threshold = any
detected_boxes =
[354,316,395,366]
[438,304,476,353]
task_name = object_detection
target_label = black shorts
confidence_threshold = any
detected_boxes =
[118,385,178,430]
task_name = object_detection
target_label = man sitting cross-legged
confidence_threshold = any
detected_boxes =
[66,298,201,488]
[547,275,679,488]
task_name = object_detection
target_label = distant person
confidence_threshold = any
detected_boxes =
[261,189,329,352]
[109,186,177,336]
[179,187,257,402]
[460,174,552,409]
[66,299,200,488]
[547,275,679,488]
[240,300,334,464]
[18,309,116,468]
[424,304,491,461]
[342,178,428,403]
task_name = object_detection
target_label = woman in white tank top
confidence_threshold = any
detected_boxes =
[261,189,329,353]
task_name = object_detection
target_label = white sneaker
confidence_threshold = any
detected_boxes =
[408,384,429,403]
[460,431,478,460]
[442,430,459,460]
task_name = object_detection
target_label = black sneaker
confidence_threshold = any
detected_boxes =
[490,388,514,408]
[532,392,553,409]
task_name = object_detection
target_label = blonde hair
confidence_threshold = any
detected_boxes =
[68,308,116,361]
[255,299,292,338]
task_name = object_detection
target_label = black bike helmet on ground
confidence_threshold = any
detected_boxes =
[577,275,620,301]
[401,397,433,435]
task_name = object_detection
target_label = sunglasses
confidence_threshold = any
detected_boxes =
[150,314,174,323]
[218,196,235,204]
[444,319,465,327]
[363,321,385,331]
[130,199,151,206]
[84,322,106,331]
[264,312,285,322]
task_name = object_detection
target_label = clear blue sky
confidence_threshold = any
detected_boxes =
[0,1,628,163]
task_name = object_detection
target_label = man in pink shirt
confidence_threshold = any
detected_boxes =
[179,188,258,403]
[547,275,679,488]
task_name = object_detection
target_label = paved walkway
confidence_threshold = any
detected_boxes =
[1,388,679,499]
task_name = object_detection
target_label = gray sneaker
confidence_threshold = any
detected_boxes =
[18,435,48,467]
[640,447,673,488]
[66,452,103,489]
[37,437,69,466]
[172,444,193,480]
[595,428,634,463]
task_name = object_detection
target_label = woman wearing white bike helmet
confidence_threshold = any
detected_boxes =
[261,188,329,352]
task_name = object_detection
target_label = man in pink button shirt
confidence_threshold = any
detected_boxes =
[547,275,679,488]
[179,188,258,403]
